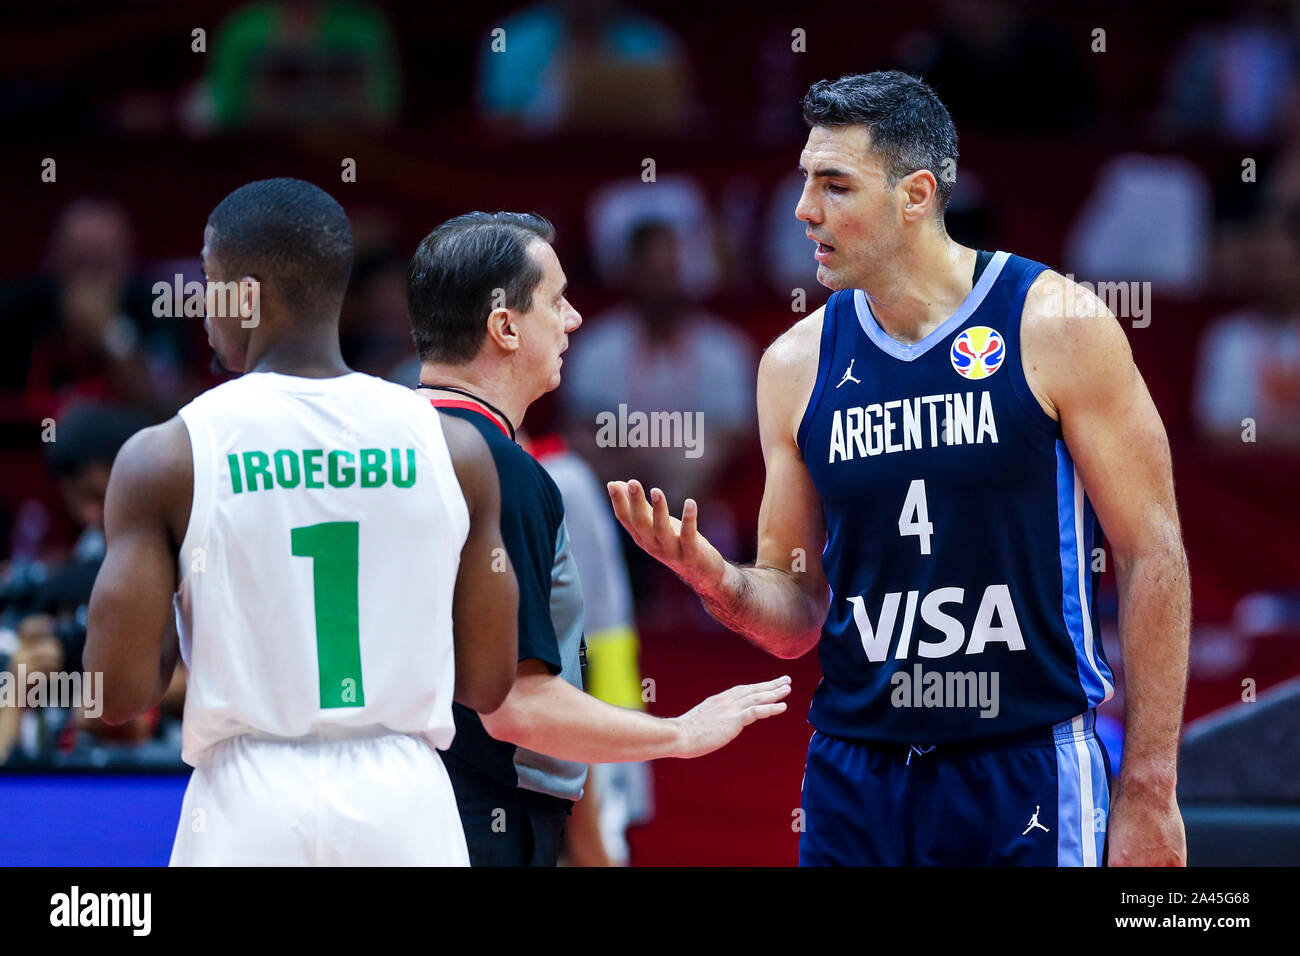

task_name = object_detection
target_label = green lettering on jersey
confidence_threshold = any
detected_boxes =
[359,448,386,488]
[229,447,417,492]
[243,451,273,491]
[328,450,355,488]
[303,449,325,488]
[274,449,301,488]
[391,448,416,488]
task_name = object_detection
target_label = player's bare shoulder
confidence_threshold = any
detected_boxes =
[436,409,500,517]
[763,305,825,373]
[1020,269,1135,421]
[437,409,490,463]
[759,306,826,447]
[108,416,194,542]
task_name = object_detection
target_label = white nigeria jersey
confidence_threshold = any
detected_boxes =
[173,371,469,766]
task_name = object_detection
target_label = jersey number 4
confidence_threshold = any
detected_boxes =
[898,479,934,555]
[291,521,366,709]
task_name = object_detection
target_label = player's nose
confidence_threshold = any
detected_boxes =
[795,186,820,224]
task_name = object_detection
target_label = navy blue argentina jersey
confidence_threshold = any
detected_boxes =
[797,251,1114,744]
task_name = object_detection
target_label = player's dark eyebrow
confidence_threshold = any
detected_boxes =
[799,165,853,180]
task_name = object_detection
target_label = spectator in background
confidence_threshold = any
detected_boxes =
[588,175,721,299]
[340,246,419,383]
[0,402,184,767]
[45,403,148,554]
[1194,153,1300,449]
[1064,154,1213,296]
[563,220,757,523]
[478,0,690,134]
[895,0,1098,135]
[206,0,400,130]
[1158,0,1300,145]
[0,199,184,422]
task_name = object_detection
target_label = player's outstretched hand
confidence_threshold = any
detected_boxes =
[669,676,792,759]
[607,479,728,593]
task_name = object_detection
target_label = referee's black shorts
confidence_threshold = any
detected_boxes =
[444,754,573,867]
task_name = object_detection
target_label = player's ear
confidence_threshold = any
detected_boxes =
[899,170,938,223]
[239,276,261,328]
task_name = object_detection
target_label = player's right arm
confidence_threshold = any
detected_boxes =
[440,413,518,715]
[607,310,830,659]
[85,419,189,725]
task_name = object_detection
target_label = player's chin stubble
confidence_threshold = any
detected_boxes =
[817,263,847,291]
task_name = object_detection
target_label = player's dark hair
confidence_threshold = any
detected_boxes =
[407,211,556,365]
[206,178,354,314]
[802,71,959,215]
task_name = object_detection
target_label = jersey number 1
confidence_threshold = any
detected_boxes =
[291,521,366,708]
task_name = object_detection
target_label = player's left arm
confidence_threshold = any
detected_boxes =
[84,418,190,725]
[1023,271,1190,867]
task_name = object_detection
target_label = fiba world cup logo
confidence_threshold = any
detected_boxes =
[951,326,1005,380]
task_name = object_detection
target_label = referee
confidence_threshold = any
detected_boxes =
[407,211,791,866]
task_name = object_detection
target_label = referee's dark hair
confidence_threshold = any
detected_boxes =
[407,211,556,365]
[206,178,354,315]
[802,71,959,215]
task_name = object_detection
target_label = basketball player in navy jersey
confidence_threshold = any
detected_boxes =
[609,71,1190,866]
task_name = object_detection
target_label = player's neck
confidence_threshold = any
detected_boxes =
[864,236,977,346]
[244,331,350,378]
[416,361,529,434]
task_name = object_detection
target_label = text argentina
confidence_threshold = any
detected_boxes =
[829,391,998,462]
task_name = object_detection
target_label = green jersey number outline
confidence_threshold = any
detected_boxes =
[291,521,365,708]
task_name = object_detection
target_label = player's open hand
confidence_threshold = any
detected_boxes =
[670,676,792,759]
[607,479,728,592]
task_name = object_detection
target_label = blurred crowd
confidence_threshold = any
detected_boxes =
[2,0,1299,773]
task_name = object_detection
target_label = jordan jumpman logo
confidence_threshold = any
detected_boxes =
[836,359,861,388]
[1022,805,1050,835]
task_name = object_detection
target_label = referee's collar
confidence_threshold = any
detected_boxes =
[425,396,513,440]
